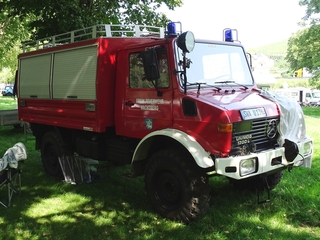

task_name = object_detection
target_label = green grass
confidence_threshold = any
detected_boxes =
[0,105,319,239]
[0,96,17,110]
[302,106,320,118]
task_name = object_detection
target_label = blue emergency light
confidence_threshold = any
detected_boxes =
[224,29,233,42]
[223,28,238,42]
[167,21,183,37]
[167,22,177,36]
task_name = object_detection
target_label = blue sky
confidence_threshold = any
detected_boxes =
[161,0,307,48]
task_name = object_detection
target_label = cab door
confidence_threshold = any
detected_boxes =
[116,47,173,138]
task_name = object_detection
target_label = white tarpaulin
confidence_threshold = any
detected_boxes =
[260,90,307,146]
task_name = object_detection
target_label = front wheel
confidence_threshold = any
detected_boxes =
[145,149,210,224]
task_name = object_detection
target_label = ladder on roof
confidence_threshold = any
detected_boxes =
[22,24,165,53]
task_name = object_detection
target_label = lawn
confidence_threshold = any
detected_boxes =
[0,100,319,239]
[0,96,17,110]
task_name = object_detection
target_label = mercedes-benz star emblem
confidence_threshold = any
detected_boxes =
[266,119,277,139]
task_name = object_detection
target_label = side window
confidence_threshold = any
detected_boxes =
[129,48,169,89]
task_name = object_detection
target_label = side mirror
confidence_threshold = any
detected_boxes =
[141,49,160,81]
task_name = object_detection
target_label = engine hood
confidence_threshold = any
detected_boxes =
[187,87,279,122]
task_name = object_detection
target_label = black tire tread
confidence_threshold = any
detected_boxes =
[40,131,70,178]
[145,149,210,224]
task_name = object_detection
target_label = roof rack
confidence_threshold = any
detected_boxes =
[22,24,165,53]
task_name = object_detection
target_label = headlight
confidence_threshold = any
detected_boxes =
[303,142,312,156]
[240,158,257,176]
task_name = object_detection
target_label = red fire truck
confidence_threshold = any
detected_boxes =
[17,23,313,223]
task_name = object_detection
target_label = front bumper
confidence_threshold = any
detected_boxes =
[214,136,313,180]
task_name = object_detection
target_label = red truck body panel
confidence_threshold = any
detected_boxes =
[114,41,176,138]
[18,37,167,133]
[170,88,279,155]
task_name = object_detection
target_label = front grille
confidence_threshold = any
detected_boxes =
[231,117,280,155]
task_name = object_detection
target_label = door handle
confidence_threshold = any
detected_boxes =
[125,101,134,107]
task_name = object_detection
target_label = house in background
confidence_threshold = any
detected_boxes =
[251,53,276,90]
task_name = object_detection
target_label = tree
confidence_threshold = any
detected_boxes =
[0,0,182,84]
[0,3,31,71]
[300,0,320,24]
[1,0,182,40]
[0,2,34,84]
[286,0,320,87]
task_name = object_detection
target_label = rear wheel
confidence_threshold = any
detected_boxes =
[40,131,71,178]
[145,149,210,224]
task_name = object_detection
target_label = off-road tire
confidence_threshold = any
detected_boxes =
[145,149,211,224]
[40,131,71,178]
[229,171,283,191]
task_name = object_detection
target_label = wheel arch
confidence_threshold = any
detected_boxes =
[32,123,73,150]
[131,129,214,177]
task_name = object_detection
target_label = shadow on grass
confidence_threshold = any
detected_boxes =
[0,126,319,239]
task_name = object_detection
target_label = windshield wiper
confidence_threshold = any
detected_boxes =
[187,82,221,94]
[215,80,248,90]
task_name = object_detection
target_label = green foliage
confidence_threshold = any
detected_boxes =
[0,4,32,76]
[0,68,14,85]
[285,0,320,87]
[286,26,320,88]
[286,26,320,71]
[0,0,182,83]
[1,0,182,40]
[299,0,320,24]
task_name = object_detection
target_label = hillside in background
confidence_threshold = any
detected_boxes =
[245,39,313,89]
[247,39,290,78]
[247,39,288,56]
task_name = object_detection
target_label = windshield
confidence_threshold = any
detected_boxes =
[175,41,253,88]
[312,92,320,98]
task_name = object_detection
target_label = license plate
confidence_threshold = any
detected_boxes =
[240,108,266,120]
